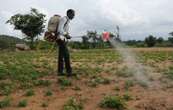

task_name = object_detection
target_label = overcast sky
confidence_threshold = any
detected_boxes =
[0,0,173,40]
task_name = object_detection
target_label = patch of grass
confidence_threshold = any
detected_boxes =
[123,93,133,101]
[0,66,8,80]
[165,66,173,80]
[0,82,13,95]
[63,97,83,110]
[116,66,134,78]
[99,95,126,109]
[58,77,72,87]
[88,77,110,87]
[124,80,134,90]
[33,80,51,87]
[45,89,53,96]
[18,99,27,107]
[25,89,35,96]
[0,97,11,108]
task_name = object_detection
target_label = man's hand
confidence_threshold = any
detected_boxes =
[64,33,71,39]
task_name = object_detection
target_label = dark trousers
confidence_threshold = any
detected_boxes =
[57,40,72,75]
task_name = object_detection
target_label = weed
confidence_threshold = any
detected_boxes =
[45,89,53,96]
[0,82,13,95]
[123,93,133,101]
[34,80,51,87]
[58,77,72,87]
[88,77,110,87]
[165,66,173,80]
[99,95,126,109]
[124,80,134,90]
[25,89,35,96]
[63,97,83,110]
[18,99,27,107]
[0,97,11,108]
[116,66,133,78]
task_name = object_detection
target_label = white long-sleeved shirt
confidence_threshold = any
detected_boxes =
[57,16,70,41]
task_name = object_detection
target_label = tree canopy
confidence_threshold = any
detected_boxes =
[6,8,46,49]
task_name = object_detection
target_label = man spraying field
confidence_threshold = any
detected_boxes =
[44,9,75,77]
[56,9,75,77]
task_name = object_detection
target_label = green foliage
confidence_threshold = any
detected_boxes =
[6,8,46,49]
[18,99,28,107]
[116,66,134,78]
[0,82,13,95]
[165,66,173,79]
[168,37,173,44]
[145,35,157,47]
[88,77,110,87]
[123,93,133,101]
[25,89,35,96]
[157,37,164,44]
[63,98,83,110]
[99,95,126,109]
[45,89,53,96]
[0,97,11,108]
[0,35,24,50]
[34,80,51,87]
[58,77,72,87]
[124,80,134,90]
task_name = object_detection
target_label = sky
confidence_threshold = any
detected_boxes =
[0,0,173,40]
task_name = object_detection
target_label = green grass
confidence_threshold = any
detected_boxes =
[0,82,13,95]
[165,66,173,80]
[116,66,134,78]
[99,95,126,109]
[63,97,83,110]
[58,77,72,87]
[0,97,11,108]
[88,76,110,87]
[124,80,135,90]
[45,89,53,96]
[18,99,28,107]
[25,89,35,96]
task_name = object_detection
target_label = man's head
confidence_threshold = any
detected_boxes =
[67,9,75,20]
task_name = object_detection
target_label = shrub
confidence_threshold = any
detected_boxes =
[45,89,53,96]
[34,80,51,87]
[18,99,27,107]
[58,77,72,87]
[63,98,83,110]
[116,67,133,78]
[25,89,35,96]
[0,97,11,108]
[165,66,173,80]
[99,95,126,109]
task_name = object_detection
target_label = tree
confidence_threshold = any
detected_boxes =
[87,31,98,48]
[169,32,173,36]
[145,35,156,47]
[168,37,173,44]
[168,32,173,45]
[157,37,164,44]
[6,8,46,49]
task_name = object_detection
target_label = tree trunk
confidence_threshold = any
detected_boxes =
[30,38,34,49]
